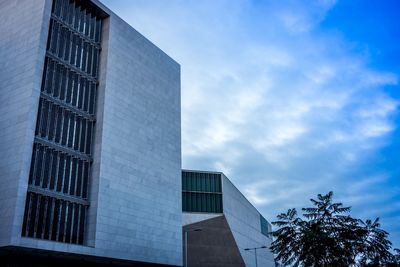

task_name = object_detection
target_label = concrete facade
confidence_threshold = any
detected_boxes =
[183,170,275,267]
[0,0,52,247]
[0,0,182,266]
[88,2,182,264]
[184,215,245,267]
[222,174,275,267]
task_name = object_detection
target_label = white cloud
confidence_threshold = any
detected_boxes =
[102,0,399,246]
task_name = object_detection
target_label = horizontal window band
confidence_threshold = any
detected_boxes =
[41,93,95,121]
[34,137,92,162]
[28,185,89,206]
[51,15,101,49]
[46,53,98,83]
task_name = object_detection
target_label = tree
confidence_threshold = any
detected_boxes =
[270,192,396,266]
[391,248,400,265]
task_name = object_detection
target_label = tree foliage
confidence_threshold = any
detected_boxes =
[270,192,398,266]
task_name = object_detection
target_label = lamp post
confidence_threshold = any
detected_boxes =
[244,246,267,267]
[184,228,202,267]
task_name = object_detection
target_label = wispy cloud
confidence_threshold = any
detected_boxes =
[102,0,400,247]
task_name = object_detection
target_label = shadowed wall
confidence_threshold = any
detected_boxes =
[183,215,245,267]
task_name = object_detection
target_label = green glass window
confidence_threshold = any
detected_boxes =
[260,215,271,237]
[182,171,223,213]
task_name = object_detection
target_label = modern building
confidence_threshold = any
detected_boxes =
[182,170,275,267]
[0,1,276,267]
[0,0,181,266]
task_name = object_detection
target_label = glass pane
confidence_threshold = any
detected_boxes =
[83,80,90,112]
[43,197,53,239]
[56,153,65,192]
[28,144,38,185]
[49,150,58,190]
[67,113,75,147]
[53,64,61,97]
[81,42,87,73]
[35,99,42,136]
[182,192,186,211]
[210,174,215,192]
[64,31,71,62]
[187,173,191,191]
[54,107,62,143]
[34,145,44,186]
[71,74,78,106]
[88,83,96,114]
[58,27,65,59]
[40,100,49,138]
[76,161,83,197]
[87,45,93,76]
[70,158,77,196]
[36,196,46,238]
[85,121,92,154]
[72,203,79,243]
[42,148,51,188]
[191,193,196,211]
[65,203,73,243]
[28,193,38,237]
[95,19,102,43]
[217,195,223,213]
[59,67,67,101]
[79,119,86,153]
[201,193,206,212]
[74,116,81,150]
[47,104,56,140]
[92,48,98,76]
[78,205,86,244]
[78,77,85,109]
[22,193,32,236]
[76,37,82,69]
[82,162,89,198]
[66,71,73,103]
[58,200,66,242]
[63,155,71,194]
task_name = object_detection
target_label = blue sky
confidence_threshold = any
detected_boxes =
[101,0,400,248]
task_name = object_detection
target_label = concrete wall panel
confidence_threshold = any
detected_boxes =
[222,175,275,267]
[0,0,52,246]
[92,10,182,266]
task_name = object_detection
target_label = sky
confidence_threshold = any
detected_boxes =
[101,0,400,249]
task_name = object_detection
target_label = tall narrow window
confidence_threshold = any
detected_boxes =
[22,0,104,245]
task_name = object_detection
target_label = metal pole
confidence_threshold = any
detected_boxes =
[185,231,188,267]
[255,248,258,267]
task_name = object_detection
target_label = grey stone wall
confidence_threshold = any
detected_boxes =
[0,0,52,246]
[183,215,245,267]
[88,8,182,266]
[222,175,275,267]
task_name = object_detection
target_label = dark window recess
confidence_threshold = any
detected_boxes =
[260,215,271,237]
[22,0,102,245]
[21,192,87,245]
[42,148,51,188]
[78,205,86,244]
[65,202,73,243]
[43,197,53,239]
[182,171,223,213]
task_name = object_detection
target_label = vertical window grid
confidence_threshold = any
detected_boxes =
[23,0,102,246]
